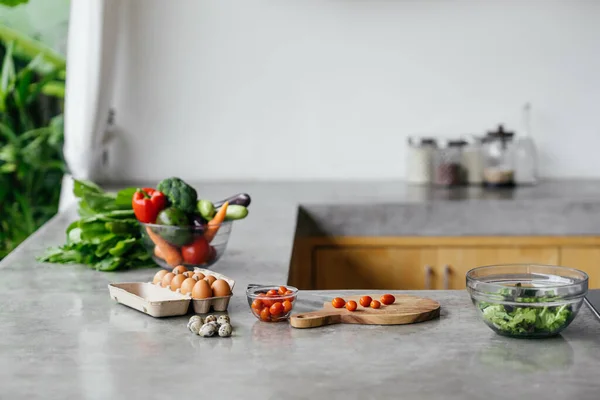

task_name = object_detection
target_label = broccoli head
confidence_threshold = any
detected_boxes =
[156,177,198,214]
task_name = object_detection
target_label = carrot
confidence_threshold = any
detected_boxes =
[205,201,228,243]
[154,245,165,260]
[146,226,183,266]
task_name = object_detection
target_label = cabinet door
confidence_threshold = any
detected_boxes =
[313,247,437,290]
[436,246,560,290]
[560,247,600,289]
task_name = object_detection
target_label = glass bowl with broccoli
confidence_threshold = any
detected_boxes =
[466,264,588,338]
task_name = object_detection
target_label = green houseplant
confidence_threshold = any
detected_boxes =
[0,8,67,259]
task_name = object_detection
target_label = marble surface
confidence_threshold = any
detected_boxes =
[3,180,600,399]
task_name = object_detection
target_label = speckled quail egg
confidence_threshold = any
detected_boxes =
[188,320,202,335]
[188,315,203,327]
[218,323,232,338]
[204,315,217,324]
[217,315,230,325]
[199,322,217,337]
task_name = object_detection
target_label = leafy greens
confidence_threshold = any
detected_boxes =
[478,285,573,336]
[38,179,154,271]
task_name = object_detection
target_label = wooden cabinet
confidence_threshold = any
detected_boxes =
[436,246,559,290]
[314,247,436,290]
[288,237,600,290]
[560,247,600,289]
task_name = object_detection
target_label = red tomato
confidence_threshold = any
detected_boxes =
[278,286,287,295]
[332,297,346,309]
[282,300,293,313]
[359,296,372,307]
[181,237,210,264]
[270,302,284,316]
[370,300,381,309]
[346,300,358,312]
[284,290,295,302]
[251,299,264,310]
[262,298,274,307]
[380,294,396,305]
[267,289,278,296]
[260,307,271,321]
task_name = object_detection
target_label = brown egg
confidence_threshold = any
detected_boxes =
[204,275,217,286]
[180,277,197,295]
[170,274,187,291]
[193,272,205,281]
[152,270,168,284]
[183,271,195,278]
[192,279,213,299]
[211,279,231,297]
[161,272,175,288]
[173,265,188,274]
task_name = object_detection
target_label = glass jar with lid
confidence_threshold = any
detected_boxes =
[406,137,437,185]
[482,125,515,188]
[433,139,466,187]
[461,135,485,185]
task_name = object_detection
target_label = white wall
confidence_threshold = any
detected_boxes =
[108,0,600,182]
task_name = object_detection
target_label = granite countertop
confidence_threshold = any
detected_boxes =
[2,180,600,399]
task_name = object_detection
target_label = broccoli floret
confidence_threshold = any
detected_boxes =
[156,177,198,214]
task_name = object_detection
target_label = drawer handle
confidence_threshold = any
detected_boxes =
[424,265,433,290]
[443,265,450,290]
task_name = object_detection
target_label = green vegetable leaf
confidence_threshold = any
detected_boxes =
[73,179,103,198]
[40,178,155,272]
[115,187,137,207]
[0,0,29,7]
[109,238,137,257]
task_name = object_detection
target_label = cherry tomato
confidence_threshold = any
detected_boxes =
[370,300,381,309]
[267,289,278,296]
[380,294,396,305]
[346,300,358,312]
[282,300,293,313]
[260,307,271,321]
[359,296,372,307]
[251,299,264,310]
[262,298,274,307]
[285,290,295,302]
[270,301,284,315]
[278,286,288,295]
[181,237,210,264]
[332,297,346,308]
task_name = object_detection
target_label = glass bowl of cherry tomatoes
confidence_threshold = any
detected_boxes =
[247,285,298,322]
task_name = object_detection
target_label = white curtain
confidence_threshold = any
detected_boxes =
[59,0,121,211]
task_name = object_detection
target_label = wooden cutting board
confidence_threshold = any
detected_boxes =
[290,294,440,329]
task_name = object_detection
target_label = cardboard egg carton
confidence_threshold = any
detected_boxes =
[108,268,235,318]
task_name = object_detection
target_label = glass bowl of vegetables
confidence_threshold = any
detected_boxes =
[139,220,233,270]
[467,264,588,338]
[247,285,299,322]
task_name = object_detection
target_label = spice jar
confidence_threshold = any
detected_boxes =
[461,136,484,185]
[433,139,465,187]
[482,125,515,188]
[406,137,437,185]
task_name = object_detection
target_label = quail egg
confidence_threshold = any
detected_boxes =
[199,323,217,337]
[188,320,202,335]
[217,315,230,325]
[218,323,233,338]
[204,315,217,324]
[188,315,203,327]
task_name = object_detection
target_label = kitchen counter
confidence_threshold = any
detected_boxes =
[3,180,600,399]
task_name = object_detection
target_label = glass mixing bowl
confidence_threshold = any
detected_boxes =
[466,264,588,338]
[139,221,233,270]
